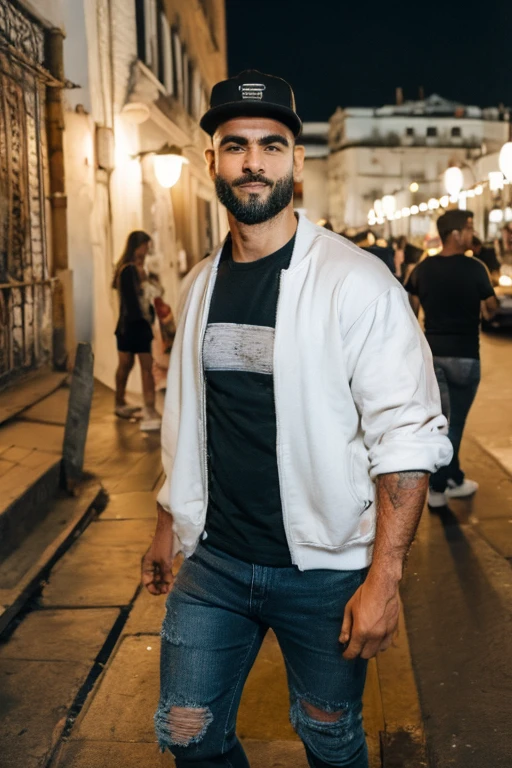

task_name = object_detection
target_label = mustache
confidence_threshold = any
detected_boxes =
[232,174,273,188]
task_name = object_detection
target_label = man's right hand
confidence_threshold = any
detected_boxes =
[141,503,175,595]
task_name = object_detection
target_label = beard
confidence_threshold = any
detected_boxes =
[214,170,294,225]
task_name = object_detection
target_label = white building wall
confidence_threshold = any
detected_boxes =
[302,158,329,224]
[58,0,226,394]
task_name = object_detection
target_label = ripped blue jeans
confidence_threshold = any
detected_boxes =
[155,543,369,768]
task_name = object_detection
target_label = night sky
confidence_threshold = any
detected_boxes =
[225,0,511,122]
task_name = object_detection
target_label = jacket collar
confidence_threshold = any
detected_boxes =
[211,212,321,272]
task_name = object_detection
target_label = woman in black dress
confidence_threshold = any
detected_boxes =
[113,231,161,431]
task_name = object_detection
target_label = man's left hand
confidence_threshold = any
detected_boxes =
[339,574,400,660]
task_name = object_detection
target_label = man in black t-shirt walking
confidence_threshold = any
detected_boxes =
[406,209,498,508]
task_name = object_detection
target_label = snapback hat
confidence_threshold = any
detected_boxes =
[200,70,302,137]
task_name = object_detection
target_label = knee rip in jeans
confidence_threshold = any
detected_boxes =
[155,702,214,749]
[290,692,358,744]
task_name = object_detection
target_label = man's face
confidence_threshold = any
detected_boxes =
[205,117,305,225]
[459,217,475,250]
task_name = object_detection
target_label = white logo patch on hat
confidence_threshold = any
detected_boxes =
[239,83,266,100]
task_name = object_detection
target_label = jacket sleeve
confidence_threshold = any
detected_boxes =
[156,258,214,515]
[345,285,453,478]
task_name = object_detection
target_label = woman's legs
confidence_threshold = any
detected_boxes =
[115,351,135,407]
[137,352,156,410]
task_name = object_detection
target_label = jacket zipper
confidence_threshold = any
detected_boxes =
[273,269,300,569]
[198,265,218,526]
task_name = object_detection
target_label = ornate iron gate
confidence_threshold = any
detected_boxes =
[0,1,53,389]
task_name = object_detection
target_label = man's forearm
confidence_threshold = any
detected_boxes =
[369,471,429,585]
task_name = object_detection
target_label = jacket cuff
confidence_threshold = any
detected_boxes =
[369,437,453,479]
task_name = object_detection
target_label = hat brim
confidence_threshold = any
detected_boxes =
[200,101,302,138]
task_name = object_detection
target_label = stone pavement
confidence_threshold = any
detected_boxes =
[0,380,425,768]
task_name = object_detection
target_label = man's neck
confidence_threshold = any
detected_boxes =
[228,205,298,263]
[439,243,463,257]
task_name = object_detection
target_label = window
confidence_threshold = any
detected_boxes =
[406,127,414,136]
[144,0,158,76]
[451,126,462,137]
[426,126,437,137]
[160,15,173,94]
[182,48,190,112]
[172,30,183,102]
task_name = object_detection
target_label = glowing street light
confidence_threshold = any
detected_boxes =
[134,143,189,188]
[444,166,464,197]
[152,144,189,188]
[409,182,419,193]
[499,142,512,181]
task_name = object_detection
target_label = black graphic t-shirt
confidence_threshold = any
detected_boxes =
[203,233,296,566]
[406,254,495,359]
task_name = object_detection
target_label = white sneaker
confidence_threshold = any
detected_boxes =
[428,490,448,508]
[140,408,161,432]
[445,479,479,498]
[115,405,142,419]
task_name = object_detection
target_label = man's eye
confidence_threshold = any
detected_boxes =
[226,146,243,152]
[265,145,279,152]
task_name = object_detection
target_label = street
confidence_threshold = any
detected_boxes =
[0,331,510,768]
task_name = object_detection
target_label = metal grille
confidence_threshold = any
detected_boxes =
[0,5,52,389]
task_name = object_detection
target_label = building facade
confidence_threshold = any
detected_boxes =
[328,94,510,239]
[2,0,227,393]
[0,0,58,389]
[60,0,227,390]
[299,122,329,226]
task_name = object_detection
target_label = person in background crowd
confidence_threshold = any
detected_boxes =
[112,230,162,432]
[405,209,498,508]
[352,230,395,274]
[496,222,512,264]
[471,236,501,285]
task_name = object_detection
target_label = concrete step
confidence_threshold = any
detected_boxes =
[0,369,68,426]
[0,481,105,635]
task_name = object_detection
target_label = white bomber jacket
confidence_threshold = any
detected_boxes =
[157,214,453,571]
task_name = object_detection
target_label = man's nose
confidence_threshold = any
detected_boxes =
[242,146,265,174]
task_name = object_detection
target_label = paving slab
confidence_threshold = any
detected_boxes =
[123,587,167,635]
[476,518,512,558]
[70,635,160,743]
[237,631,298,742]
[52,738,311,768]
[101,491,158,520]
[402,509,512,768]
[52,740,174,768]
[42,518,155,607]
[0,608,119,662]
[0,659,90,768]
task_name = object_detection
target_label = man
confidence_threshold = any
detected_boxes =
[471,235,500,285]
[142,70,452,768]
[406,209,498,509]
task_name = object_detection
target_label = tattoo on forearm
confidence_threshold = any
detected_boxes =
[379,471,428,510]
[373,471,430,570]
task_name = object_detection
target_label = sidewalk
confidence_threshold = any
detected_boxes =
[0,381,426,768]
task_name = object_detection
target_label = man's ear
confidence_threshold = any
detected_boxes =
[205,148,215,182]
[293,144,305,181]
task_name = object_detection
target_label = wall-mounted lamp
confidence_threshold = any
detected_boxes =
[134,143,190,188]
